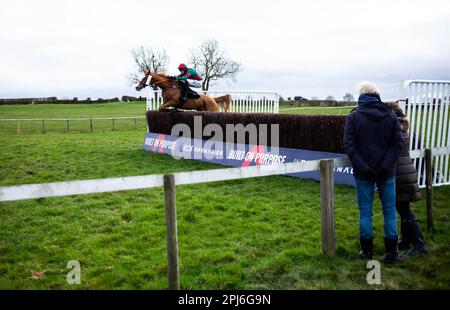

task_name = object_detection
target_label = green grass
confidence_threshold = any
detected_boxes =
[0,101,146,118]
[0,102,353,134]
[0,130,449,290]
[0,102,355,134]
[0,102,148,134]
[279,105,354,115]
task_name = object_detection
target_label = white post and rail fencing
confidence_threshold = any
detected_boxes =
[401,79,450,189]
[147,90,280,113]
[0,157,349,289]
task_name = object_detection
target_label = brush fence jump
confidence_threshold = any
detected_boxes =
[401,79,450,188]
[147,90,280,113]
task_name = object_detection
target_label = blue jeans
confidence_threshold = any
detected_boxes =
[355,176,398,239]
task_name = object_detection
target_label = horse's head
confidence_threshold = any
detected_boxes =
[136,71,178,91]
[135,67,151,91]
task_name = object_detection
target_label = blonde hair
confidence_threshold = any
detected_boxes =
[357,81,380,96]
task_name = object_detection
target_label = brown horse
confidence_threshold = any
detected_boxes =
[135,69,231,112]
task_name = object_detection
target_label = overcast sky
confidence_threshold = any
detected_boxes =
[1,0,449,100]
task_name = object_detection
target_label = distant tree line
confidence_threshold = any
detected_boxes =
[285,93,355,102]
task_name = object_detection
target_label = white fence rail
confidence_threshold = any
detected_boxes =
[147,90,280,113]
[0,157,349,202]
[401,79,450,188]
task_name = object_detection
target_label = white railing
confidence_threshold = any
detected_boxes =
[401,79,450,188]
[146,90,280,113]
[0,157,349,202]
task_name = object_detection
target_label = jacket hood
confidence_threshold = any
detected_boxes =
[356,96,392,121]
[358,93,382,106]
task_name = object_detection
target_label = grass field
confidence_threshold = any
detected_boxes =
[0,102,353,135]
[0,102,351,119]
[0,102,147,118]
[0,103,449,290]
[279,106,354,115]
[0,102,148,134]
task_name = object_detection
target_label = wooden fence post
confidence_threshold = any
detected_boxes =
[90,119,93,132]
[66,119,69,133]
[425,149,434,233]
[164,174,179,290]
[17,120,20,134]
[112,118,115,131]
[134,117,137,130]
[320,159,335,257]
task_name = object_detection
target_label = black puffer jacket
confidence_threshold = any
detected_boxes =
[392,108,421,203]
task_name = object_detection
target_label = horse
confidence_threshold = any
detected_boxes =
[135,69,231,112]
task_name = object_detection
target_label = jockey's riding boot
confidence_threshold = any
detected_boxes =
[359,238,373,260]
[179,81,187,102]
[383,237,405,263]
[398,218,412,251]
[406,219,428,256]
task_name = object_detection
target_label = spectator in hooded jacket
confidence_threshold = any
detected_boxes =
[344,82,404,263]
[386,101,428,256]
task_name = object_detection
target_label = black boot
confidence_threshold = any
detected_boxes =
[398,219,412,250]
[359,238,373,260]
[192,91,200,99]
[179,81,187,102]
[383,237,405,263]
[407,219,428,256]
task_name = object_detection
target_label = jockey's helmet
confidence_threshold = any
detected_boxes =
[178,63,187,71]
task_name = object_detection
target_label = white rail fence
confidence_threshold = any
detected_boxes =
[401,79,450,188]
[147,90,280,113]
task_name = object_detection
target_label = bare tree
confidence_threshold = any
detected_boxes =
[326,95,336,101]
[128,46,169,90]
[189,39,242,91]
[343,93,355,101]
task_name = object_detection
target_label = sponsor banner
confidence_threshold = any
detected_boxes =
[143,132,355,186]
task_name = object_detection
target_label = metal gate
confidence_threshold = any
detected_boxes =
[401,80,450,188]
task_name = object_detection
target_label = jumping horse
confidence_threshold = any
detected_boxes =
[135,68,231,112]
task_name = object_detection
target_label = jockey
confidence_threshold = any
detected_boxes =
[176,64,201,102]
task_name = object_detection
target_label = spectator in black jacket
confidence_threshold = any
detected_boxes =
[344,82,404,263]
[386,101,428,256]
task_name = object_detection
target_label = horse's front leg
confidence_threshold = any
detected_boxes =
[159,99,178,112]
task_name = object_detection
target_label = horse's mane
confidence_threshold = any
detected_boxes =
[153,72,176,80]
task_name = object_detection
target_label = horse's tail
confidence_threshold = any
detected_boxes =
[214,94,232,112]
